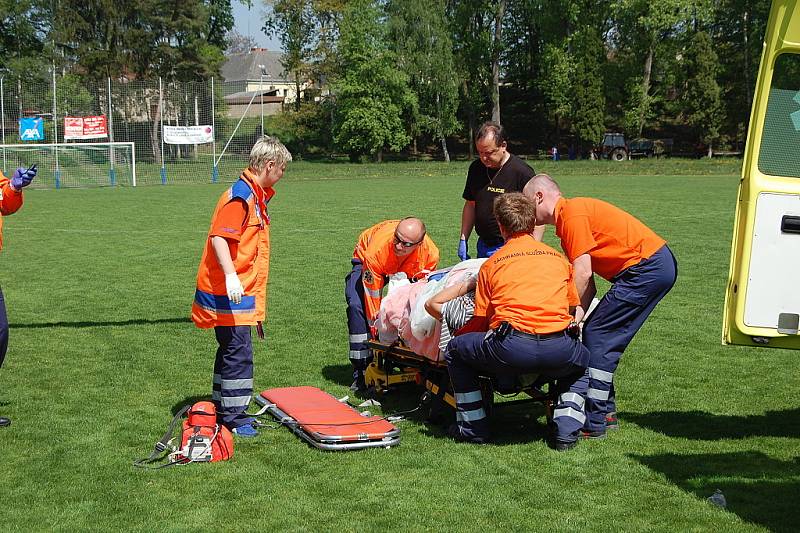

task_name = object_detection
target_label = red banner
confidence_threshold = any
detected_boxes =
[64,117,83,139]
[64,116,108,140]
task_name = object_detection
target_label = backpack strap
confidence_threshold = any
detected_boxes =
[133,404,192,469]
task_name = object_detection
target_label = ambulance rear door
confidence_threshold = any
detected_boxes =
[723,0,800,348]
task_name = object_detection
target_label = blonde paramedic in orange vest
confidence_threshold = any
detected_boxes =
[524,174,677,440]
[0,165,37,428]
[346,218,439,392]
[445,193,589,450]
[191,136,291,438]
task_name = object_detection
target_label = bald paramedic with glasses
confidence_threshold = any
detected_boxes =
[345,218,439,392]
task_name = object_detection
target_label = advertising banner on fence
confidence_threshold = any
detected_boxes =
[64,116,108,140]
[19,117,44,141]
[163,125,214,144]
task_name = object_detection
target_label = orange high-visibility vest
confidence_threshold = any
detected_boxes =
[353,220,439,323]
[0,171,24,251]
[192,170,273,328]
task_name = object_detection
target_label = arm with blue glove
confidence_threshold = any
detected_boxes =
[458,238,470,261]
[458,200,475,261]
[0,165,36,216]
[10,165,36,191]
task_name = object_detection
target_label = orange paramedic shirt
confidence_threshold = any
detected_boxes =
[210,184,274,242]
[554,197,665,281]
[353,220,440,323]
[474,234,579,334]
[192,169,274,328]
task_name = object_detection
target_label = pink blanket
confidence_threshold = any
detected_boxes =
[375,260,485,362]
[376,281,442,361]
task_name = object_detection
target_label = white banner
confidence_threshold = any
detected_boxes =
[163,125,214,144]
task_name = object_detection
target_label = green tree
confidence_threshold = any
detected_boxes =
[53,0,227,80]
[264,0,316,111]
[331,0,416,162]
[712,0,771,148]
[205,0,235,49]
[52,0,230,162]
[569,27,605,154]
[612,0,699,136]
[538,44,573,141]
[387,0,459,161]
[502,0,570,145]
[0,0,48,78]
[684,30,724,157]
[489,0,506,123]
[447,0,493,157]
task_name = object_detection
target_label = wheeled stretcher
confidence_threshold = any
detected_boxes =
[255,386,400,451]
[365,339,555,420]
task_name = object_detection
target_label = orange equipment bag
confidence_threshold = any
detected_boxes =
[177,401,234,463]
[134,401,233,468]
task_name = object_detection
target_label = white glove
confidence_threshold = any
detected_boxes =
[225,273,244,304]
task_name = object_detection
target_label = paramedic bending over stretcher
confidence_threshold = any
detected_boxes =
[523,174,677,440]
[345,218,439,392]
[445,193,589,451]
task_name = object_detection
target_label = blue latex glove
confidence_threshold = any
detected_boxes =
[458,238,470,261]
[11,165,36,190]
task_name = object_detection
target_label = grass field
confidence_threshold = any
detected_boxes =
[0,158,797,532]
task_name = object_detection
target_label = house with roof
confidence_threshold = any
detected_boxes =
[220,48,313,117]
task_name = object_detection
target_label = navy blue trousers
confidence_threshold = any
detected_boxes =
[476,238,502,258]
[0,287,8,369]
[212,325,254,429]
[446,330,590,443]
[345,260,372,377]
[583,245,678,432]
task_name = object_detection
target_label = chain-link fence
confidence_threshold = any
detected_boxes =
[0,75,276,187]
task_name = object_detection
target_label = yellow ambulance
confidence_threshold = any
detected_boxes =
[724,0,800,348]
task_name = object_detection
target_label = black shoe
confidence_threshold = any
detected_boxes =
[580,429,607,440]
[0,417,10,427]
[550,439,577,452]
[447,424,489,445]
[606,412,619,430]
[350,369,367,393]
[350,377,367,393]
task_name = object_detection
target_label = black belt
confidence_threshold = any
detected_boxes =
[508,328,568,341]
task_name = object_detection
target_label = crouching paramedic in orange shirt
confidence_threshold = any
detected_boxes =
[445,193,589,450]
[346,218,439,392]
[524,174,677,440]
[191,136,291,438]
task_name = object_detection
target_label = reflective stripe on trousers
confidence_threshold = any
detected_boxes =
[582,245,677,432]
[345,260,372,372]
[445,328,589,443]
[212,325,255,429]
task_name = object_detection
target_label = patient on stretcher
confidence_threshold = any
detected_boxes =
[375,259,484,362]
[376,258,601,364]
[423,273,476,353]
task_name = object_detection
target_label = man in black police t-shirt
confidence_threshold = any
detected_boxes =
[458,122,543,259]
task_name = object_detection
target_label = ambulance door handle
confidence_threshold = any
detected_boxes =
[780,215,800,234]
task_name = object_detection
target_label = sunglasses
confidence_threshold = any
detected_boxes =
[393,233,424,248]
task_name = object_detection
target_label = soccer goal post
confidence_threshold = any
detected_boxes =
[0,142,136,189]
